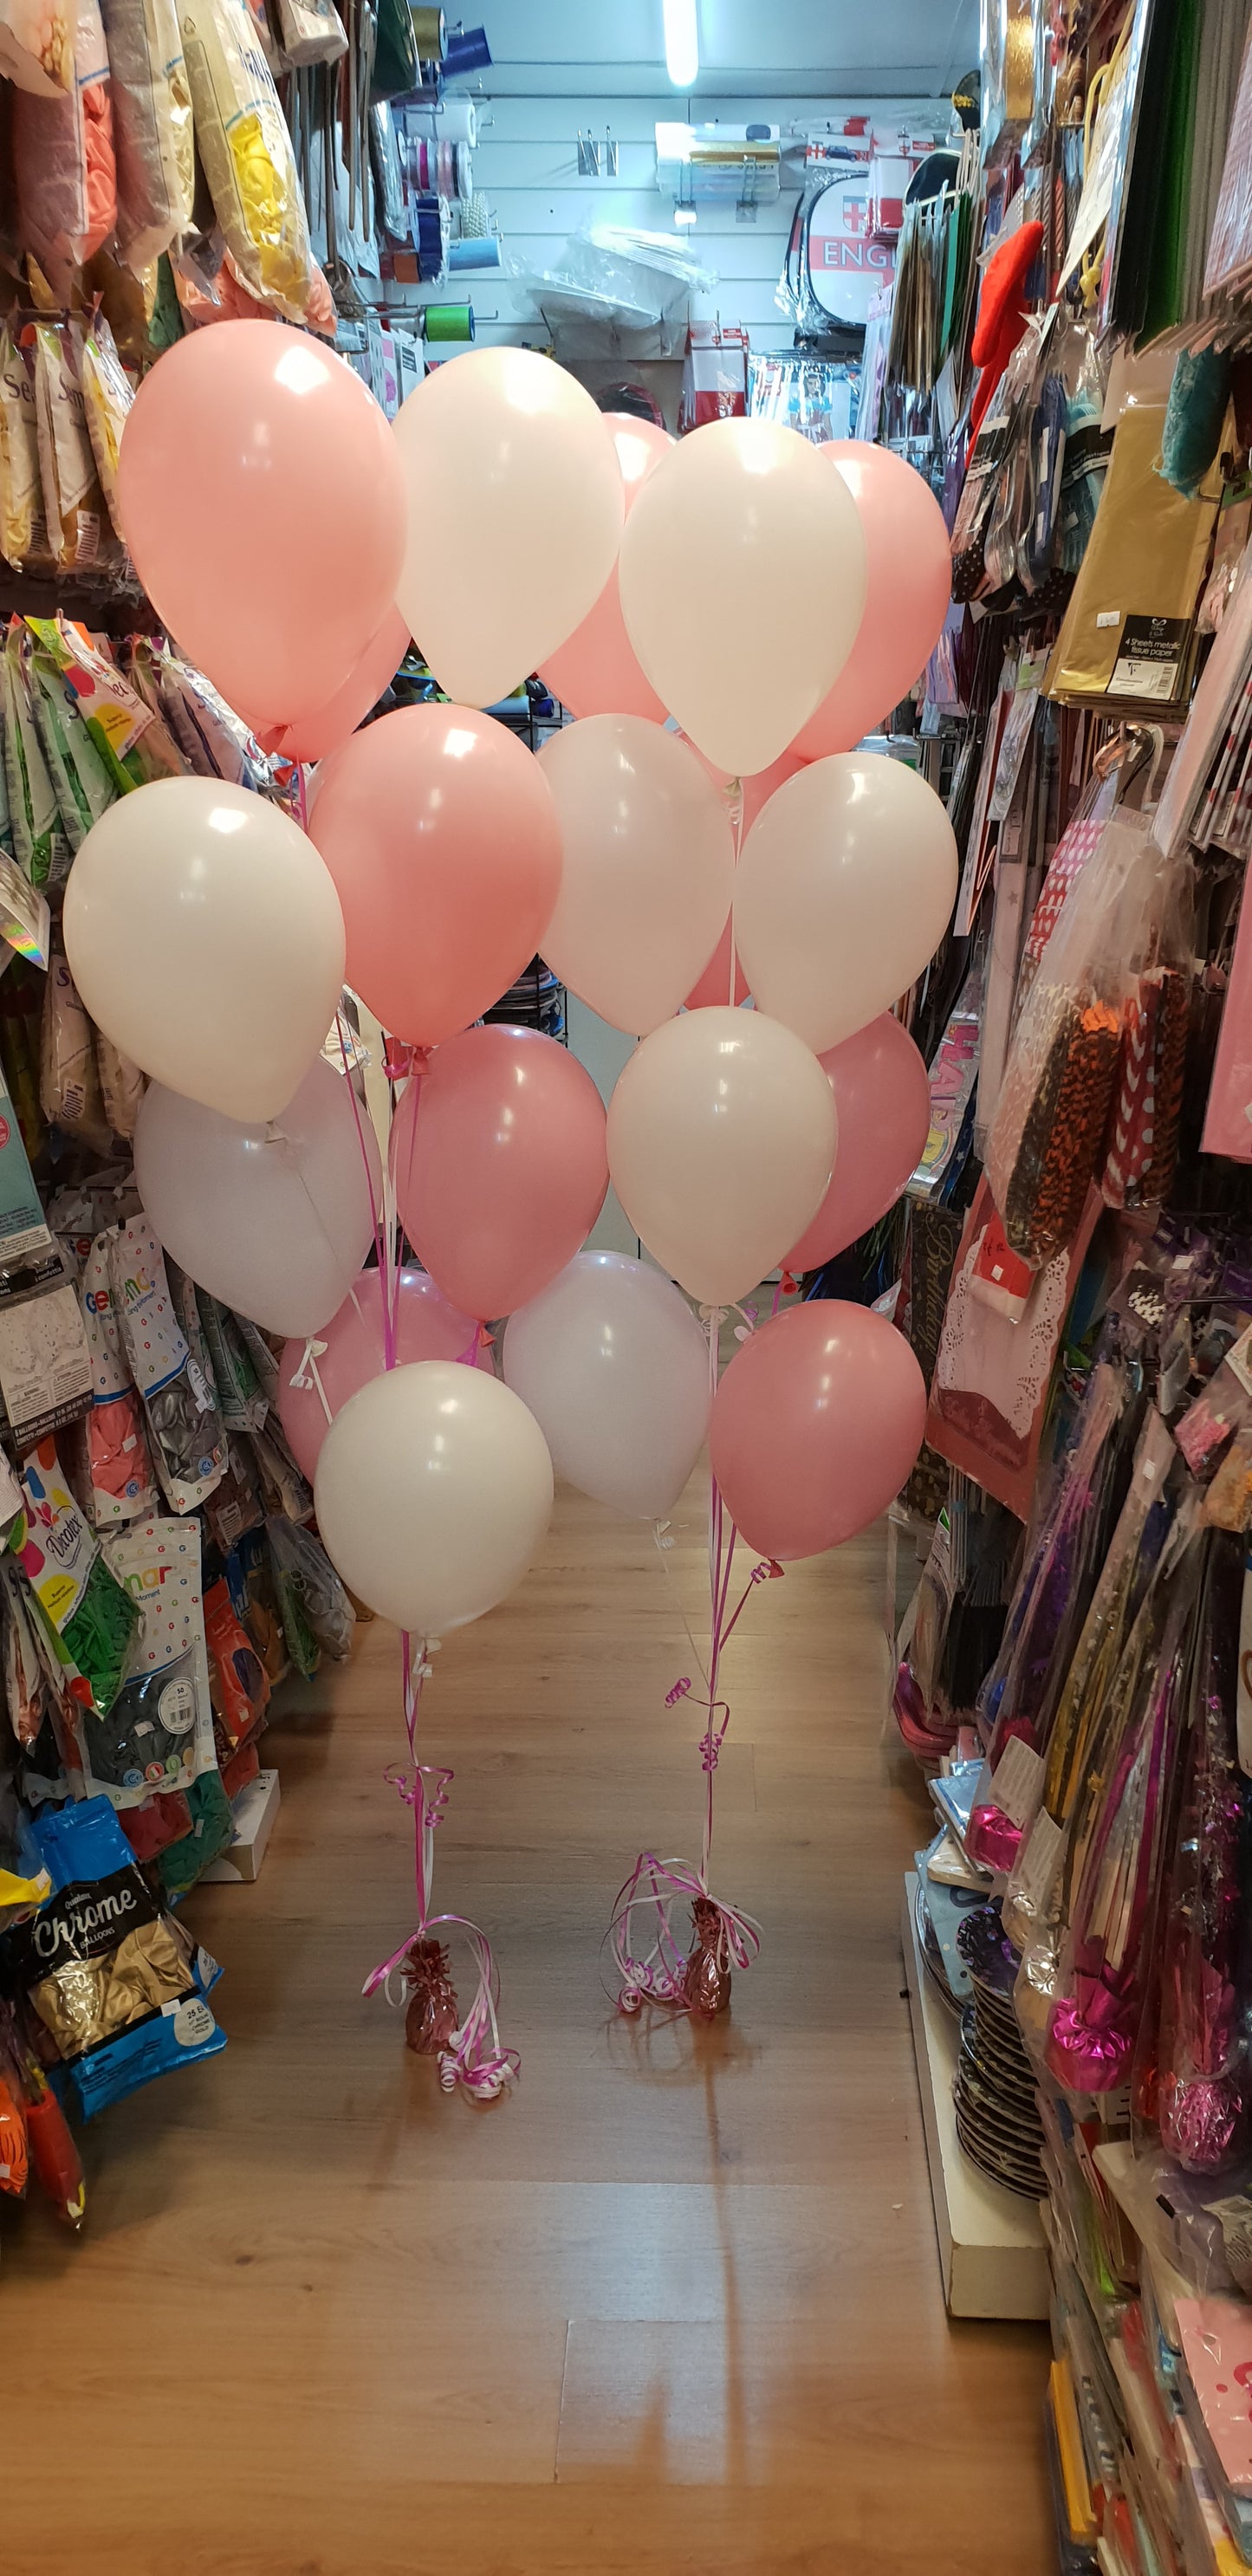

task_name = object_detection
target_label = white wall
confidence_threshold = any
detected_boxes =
[382,93,948,377]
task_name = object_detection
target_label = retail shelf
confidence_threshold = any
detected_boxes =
[901,1872,1050,2323]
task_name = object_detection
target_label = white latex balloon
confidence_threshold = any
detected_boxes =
[503,1250,710,1518]
[392,348,625,706]
[733,753,959,1054]
[133,1059,381,1339]
[617,418,866,775]
[63,777,346,1122]
[536,717,734,1035]
[606,1008,837,1307]
[314,1362,554,1635]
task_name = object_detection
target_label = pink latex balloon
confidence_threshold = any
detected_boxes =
[784,1015,931,1273]
[539,416,672,720]
[391,1023,608,1320]
[258,608,410,765]
[308,704,562,1048]
[682,744,805,1009]
[710,1300,927,1561]
[278,1269,490,1483]
[116,322,406,736]
[791,446,952,759]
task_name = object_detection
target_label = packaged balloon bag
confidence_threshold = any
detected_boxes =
[10,1794,224,2117]
[0,0,74,94]
[75,308,132,532]
[17,1435,139,1720]
[98,0,193,269]
[3,621,67,887]
[11,0,115,295]
[985,809,1158,1267]
[40,949,111,1147]
[70,1515,216,1805]
[0,325,54,574]
[30,316,117,578]
[107,1218,227,1514]
[179,0,313,323]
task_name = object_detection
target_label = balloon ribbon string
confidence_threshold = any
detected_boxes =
[335,1036,515,2095]
[607,1313,779,2015]
[363,1633,518,2099]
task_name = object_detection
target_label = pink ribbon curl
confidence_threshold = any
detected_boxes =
[362,1638,518,2100]
[607,1851,762,2015]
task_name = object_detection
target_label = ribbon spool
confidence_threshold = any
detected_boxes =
[436,96,477,147]
[448,234,499,271]
[423,302,474,342]
[410,4,445,57]
[444,22,490,74]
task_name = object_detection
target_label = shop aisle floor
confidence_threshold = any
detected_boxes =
[3,1473,1051,2573]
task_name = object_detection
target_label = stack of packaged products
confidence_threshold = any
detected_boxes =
[0,601,355,2257]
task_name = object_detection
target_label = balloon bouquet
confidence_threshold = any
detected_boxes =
[62,319,955,2095]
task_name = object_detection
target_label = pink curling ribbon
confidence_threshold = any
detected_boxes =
[608,1850,761,2015]
[363,1635,519,2099]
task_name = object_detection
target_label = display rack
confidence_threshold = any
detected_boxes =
[901,1873,1049,2322]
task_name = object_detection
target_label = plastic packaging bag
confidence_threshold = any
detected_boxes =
[1152,1532,1249,2170]
[0,0,74,94]
[76,1229,157,1525]
[1006,1405,1177,1995]
[94,1029,143,1139]
[76,1513,215,1803]
[986,809,1157,1267]
[967,1359,1126,1872]
[99,0,193,269]
[263,1516,319,1676]
[276,0,344,63]
[0,325,52,572]
[40,947,110,1146]
[12,0,115,295]
[17,1434,139,1718]
[30,317,114,577]
[181,0,313,323]
[151,643,275,789]
[3,621,67,888]
[28,614,151,796]
[107,1217,226,1513]
[1100,848,1193,1213]
[75,308,132,536]
[1045,1524,1203,2095]
[203,1570,269,1747]
[157,1765,233,1894]
[266,1513,354,1659]
[26,636,118,859]
[13,1793,224,2117]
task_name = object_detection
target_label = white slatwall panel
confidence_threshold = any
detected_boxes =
[381,92,947,367]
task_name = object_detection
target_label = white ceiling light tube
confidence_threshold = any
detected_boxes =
[663,0,698,88]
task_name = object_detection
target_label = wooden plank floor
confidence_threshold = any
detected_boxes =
[3,1477,1052,2574]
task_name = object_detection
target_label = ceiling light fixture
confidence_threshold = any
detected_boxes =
[663,0,698,89]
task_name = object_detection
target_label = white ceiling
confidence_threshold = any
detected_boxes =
[462,1,979,99]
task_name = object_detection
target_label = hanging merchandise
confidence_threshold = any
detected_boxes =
[11,0,116,295]
[98,0,194,270]
[180,0,314,322]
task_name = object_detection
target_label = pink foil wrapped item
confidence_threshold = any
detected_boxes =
[1203,865,1252,1162]
[1156,1533,1249,2170]
[1046,1531,1201,2095]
